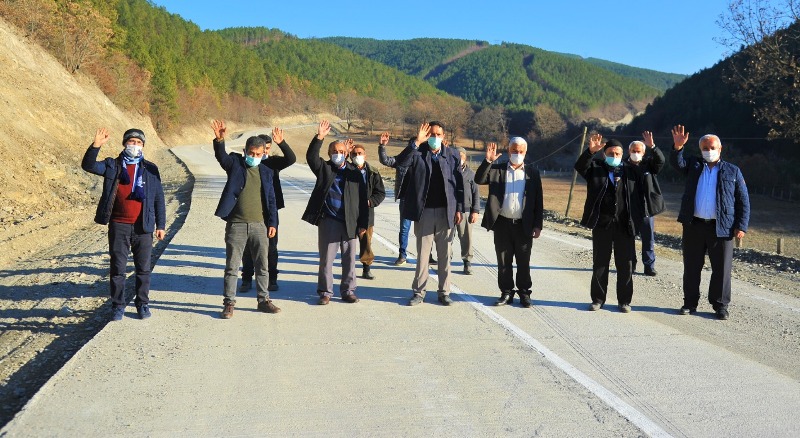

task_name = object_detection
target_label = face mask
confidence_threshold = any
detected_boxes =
[262,152,269,160]
[331,153,346,166]
[244,154,262,167]
[701,150,719,163]
[427,137,442,150]
[124,145,143,158]
[352,155,365,167]
[509,153,525,165]
[629,153,643,163]
[605,156,622,167]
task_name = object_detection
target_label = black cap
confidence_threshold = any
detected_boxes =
[122,128,146,145]
[603,139,623,150]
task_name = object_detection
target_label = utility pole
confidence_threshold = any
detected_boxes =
[565,126,588,218]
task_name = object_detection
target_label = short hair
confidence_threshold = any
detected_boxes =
[509,137,528,149]
[352,144,366,153]
[245,136,267,150]
[699,134,721,148]
[328,140,345,154]
[429,121,445,131]
[258,134,273,144]
[628,140,645,150]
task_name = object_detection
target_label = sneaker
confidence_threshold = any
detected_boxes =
[618,304,631,313]
[716,308,729,320]
[267,280,279,292]
[644,266,657,277]
[342,293,360,303]
[394,256,407,266]
[136,304,152,319]
[239,279,252,293]
[257,300,281,313]
[221,303,234,319]
[408,294,424,306]
[679,306,696,315]
[463,260,472,275]
[111,306,125,321]
[438,293,453,306]
[588,302,602,311]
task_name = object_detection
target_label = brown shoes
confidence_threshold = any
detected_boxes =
[318,295,331,305]
[257,300,281,313]
[342,293,360,303]
[221,303,234,319]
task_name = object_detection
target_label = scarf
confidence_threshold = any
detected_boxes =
[119,153,146,201]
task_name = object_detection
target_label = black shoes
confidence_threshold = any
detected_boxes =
[679,306,697,315]
[518,291,532,308]
[463,260,472,275]
[618,303,631,313]
[716,308,729,320]
[136,304,151,319]
[111,306,125,321]
[362,265,375,280]
[495,290,514,306]
[408,294,424,306]
[588,302,602,311]
[644,266,657,276]
[437,292,453,306]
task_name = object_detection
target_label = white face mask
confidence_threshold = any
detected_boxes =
[629,152,643,163]
[352,155,365,167]
[124,144,143,158]
[509,153,525,165]
[331,153,346,166]
[701,149,720,163]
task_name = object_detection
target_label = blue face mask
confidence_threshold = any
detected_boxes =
[428,137,442,150]
[605,156,621,167]
[244,154,262,167]
[331,153,346,166]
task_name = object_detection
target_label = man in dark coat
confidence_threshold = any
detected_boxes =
[475,138,543,307]
[239,128,296,293]
[212,120,279,319]
[625,131,665,276]
[575,134,645,313]
[82,128,166,321]
[393,121,463,306]
[670,125,750,320]
[350,143,386,279]
[301,120,369,305]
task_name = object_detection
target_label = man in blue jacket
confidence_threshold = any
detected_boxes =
[82,128,166,321]
[670,125,750,320]
[394,121,463,306]
[212,120,279,319]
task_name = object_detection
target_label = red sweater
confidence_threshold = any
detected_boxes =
[111,164,142,224]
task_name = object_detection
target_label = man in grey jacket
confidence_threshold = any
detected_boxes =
[454,147,480,275]
[626,131,665,276]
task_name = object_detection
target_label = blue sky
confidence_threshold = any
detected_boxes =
[150,0,734,75]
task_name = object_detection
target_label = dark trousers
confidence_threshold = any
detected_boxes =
[108,221,153,307]
[492,216,533,292]
[681,220,733,310]
[242,234,278,280]
[636,216,656,269]
[591,221,635,305]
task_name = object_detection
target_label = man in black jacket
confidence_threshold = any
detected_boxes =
[211,120,279,319]
[82,128,166,321]
[301,120,369,305]
[575,134,644,313]
[351,143,386,279]
[625,131,665,276]
[239,128,296,293]
[475,138,543,307]
[454,147,480,275]
[393,121,463,306]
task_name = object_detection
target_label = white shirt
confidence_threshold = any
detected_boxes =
[499,162,526,219]
[694,162,718,219]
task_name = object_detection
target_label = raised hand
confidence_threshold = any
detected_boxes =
[485,142,502,162]
[317,120,331,139]
[93,128,110,148]
[416,122,431,145]
[344,138,354,153]
[212,120,226,140]
[588,133,604,154]
[672,125,689,150]
[271,126,284,144]
[642,130,655,148]
[380,131,390,145]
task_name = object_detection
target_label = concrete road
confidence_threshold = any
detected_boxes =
[3,129,799,437]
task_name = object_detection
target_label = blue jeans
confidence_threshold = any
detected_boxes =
[398,201,411,258]
[639,216,656,268]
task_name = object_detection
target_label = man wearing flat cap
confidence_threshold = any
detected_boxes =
[575,134,645,313]
[82,127,166,321]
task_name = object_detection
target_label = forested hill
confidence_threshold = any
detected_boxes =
[317,37,488,77]
[321,37,678,120]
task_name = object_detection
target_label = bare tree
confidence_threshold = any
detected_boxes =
[716,0,800,138]
[56,1,113,73]
[335,90,360,132]
[358,97,387,134]
[467,106,508,149]
[529,104,567,141]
